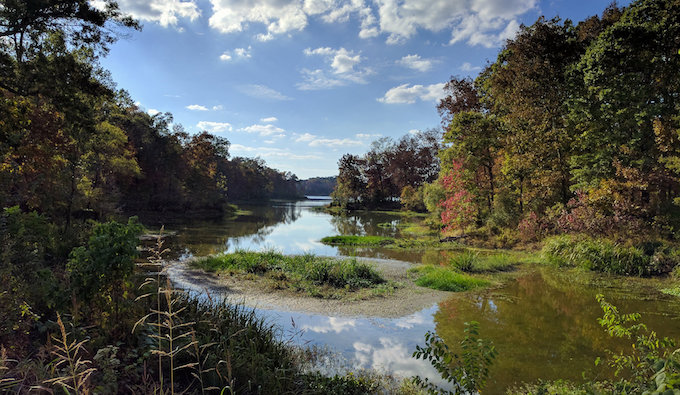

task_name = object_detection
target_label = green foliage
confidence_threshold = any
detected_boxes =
[450,251,517,273]
[67,218,142,308]
[192,251,386,296]
[320,235,395,246]
[595,294,680,394]
[412,322,497,394]
[0,206,60,340]
[542,235,680,276]
[401,185,427,212]
[409,266,490,292]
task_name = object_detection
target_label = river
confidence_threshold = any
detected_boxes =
[147,198,680,392]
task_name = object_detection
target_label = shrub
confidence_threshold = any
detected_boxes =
[542,235,680,276]
[409,266,489,292]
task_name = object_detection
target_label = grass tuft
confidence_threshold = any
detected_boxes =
[409,265,490,292]
[320,235,395,246]
[191,250,387,298]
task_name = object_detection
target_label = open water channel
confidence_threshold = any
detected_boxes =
[147,198,680,392]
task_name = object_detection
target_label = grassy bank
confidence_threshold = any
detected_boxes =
[408,250,528,292]
[542,235,680,276]
[191,250,393,299]
[321,235,395,246]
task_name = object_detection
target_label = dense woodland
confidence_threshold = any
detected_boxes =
[0,1,300,226]
[334,0,680,242]
[1,0,680,393]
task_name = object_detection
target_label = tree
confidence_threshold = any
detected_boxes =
[67,217,142,321]
[569,0,680,218]
[479,17,583,211]
[440,160,476,234]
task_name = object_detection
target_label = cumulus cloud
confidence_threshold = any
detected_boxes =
[204,0,534,47]
[219,46,252,61]
[212,105,224,110]
[240,84,292,101]
[186,104,209,111]
[240,124,286,137]
[298,47,374,90]
[377,0,536,47]
[293,132,364,147]
[147,108,161,116]
[355,133,382,139]
[209,0,309,37]
[460,62,481,72]
[261,116,278,123]
[377,82,446,104]
[230,144,322,160]
[197,121,233,133]
[397,54,434,72]
[96,0,200,27]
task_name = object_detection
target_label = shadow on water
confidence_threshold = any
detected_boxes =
[151,199,680,392]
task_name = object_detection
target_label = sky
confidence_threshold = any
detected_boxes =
[99,0,626,179]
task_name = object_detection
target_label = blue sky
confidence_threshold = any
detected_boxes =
[99,0,625,179]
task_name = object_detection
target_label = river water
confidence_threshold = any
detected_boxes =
[150,198,680,392]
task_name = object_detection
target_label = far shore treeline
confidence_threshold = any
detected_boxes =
[333,0,680,243]
[0,4,309,225]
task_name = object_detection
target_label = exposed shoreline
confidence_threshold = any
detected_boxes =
[165,256,451,318]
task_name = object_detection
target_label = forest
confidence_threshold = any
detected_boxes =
[334,1,680,246]
[1,0,680,394]
[0,0,301,226]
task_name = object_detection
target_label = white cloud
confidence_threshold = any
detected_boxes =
[397,54,434,72]
[101,0,200,27]
[197,121,233,133]
[356,133,382,139]
[219,46,252,61]
[240,124,286,137]
[209,0,309,37]
[294,132,317,142]
[377,82,446,104]
[299,47,374,90]
[261,116,278,123]
[293,132,364,147]
[377,0,536,47]
[186,104,209,111]
[230,144,322,160]
[147,108,161,116]
[460,62,481,72]
[212,105,224,110]
[204,0,535,48]
[240,84,292,101]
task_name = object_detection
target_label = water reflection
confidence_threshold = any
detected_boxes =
[152,198,426,262]
[261,305,443,384]
[160,200,680,392]
[435,268,680,393]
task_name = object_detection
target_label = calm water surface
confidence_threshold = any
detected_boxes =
[153,199,680,391]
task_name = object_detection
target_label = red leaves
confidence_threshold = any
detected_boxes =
[439,160,475,234]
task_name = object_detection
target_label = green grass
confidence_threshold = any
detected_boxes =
[449,251,519,273]
[320,235,395,246]
[191,250,388,298]
[661,286,680,297]
[541,235,680,276]
[408,265,490,292]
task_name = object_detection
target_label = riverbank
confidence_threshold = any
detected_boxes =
[167,256,452,318]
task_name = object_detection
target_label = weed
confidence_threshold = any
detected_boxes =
[409,266,490,292]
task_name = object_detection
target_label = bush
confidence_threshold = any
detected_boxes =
[541,235,680,276]
[67,217,142,317]
[409,265,489,291]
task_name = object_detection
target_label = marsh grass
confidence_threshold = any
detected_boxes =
[409,266,490,292]
[192,251,388,298]
[541,235,680,276]
[41,313,96,395]
[450,251,519,273]
[320,235,395,246]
